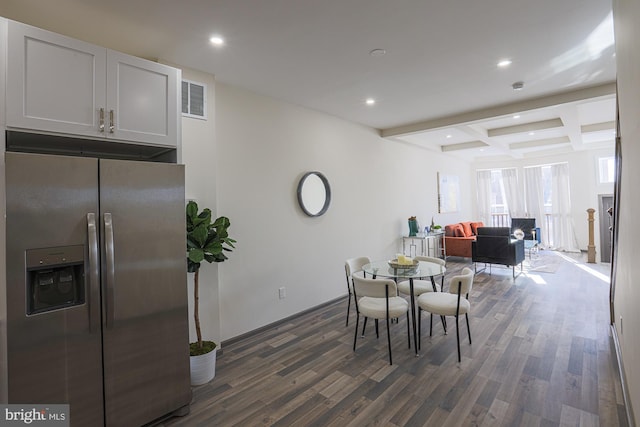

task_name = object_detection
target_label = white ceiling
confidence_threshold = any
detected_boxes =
[0,0,617,161]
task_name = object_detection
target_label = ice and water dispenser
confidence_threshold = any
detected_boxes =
[26,245,85,315]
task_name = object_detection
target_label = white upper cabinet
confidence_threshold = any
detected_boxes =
[7,22,107,138]
[106,50,178,146]
[6,21,179,147]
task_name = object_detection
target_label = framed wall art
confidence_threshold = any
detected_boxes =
[437,172,460,213]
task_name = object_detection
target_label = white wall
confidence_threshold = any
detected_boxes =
[177,66,222,346]
[613,0,640,422]
[472,148,614,260]
[215,83,472,341]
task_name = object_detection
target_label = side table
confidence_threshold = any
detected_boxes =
[402,232,445,259]
[524,239,539,259]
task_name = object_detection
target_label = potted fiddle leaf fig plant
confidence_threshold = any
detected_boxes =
[186,201,236,385]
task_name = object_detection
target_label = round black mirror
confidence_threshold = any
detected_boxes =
[297,172,331,217]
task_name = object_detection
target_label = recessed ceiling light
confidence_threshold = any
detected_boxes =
[528,132,535,136]
[365,98,376,106]
[513,115,521,119]
[446,134,452,139]
[369,49,386,57]
[209,36,225,46]
[497,59,512,67]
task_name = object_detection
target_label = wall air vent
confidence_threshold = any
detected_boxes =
[182,80,207,120]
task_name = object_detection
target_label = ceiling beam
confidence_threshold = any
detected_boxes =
[581,121,616,133]
[441,140,488,152]
[488,118,563,137]
[381,82,616,137]
[509,136,571,150]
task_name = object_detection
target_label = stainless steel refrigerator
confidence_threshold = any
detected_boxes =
[4,151,191,426]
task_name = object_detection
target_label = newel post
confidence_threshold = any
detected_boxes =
[587,208,596,263]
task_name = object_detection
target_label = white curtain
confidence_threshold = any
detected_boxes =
[502,168,525,219]
[476,170,492,225]
[550,163,580,252]
[524,167,549,247]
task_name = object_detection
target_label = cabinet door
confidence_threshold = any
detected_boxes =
[6,21,107,137]
[106,50,179,147]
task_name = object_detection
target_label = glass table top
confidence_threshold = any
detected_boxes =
[362,259,446,279]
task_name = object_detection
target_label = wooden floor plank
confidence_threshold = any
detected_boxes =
[160,252,626,427]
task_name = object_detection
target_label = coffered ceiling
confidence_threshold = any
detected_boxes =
[386,84,616,161]
[0,0,617,161]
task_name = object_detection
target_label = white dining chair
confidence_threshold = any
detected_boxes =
[344,256,371,327]
[417,267,474,362]
[397,255,445,297]
[352,274,410,365]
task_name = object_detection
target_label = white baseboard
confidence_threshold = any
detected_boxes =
[612,323,636,427]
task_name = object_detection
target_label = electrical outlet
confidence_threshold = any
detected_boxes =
[278,287,286,299]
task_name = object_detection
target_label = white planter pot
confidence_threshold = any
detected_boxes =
[190,348,217,386]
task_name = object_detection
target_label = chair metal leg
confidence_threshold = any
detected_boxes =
[406,312,411,349]
[474,262,486,274]
[361,317,368,337]
[456,315,461,362]
[429,313,433,336]
[418,307,422,350]
[466,313,472,344]
[353,312,360,351]
[512,263,523,279]
[386,316,392,365]
[345,292,352,327]
[375,319,379,339]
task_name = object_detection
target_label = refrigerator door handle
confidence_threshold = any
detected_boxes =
[87,213,100,333]
[104,212,115,328]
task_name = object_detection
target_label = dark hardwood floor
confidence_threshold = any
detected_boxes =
[162,251,628,426]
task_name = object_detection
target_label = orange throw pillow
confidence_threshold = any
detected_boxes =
[470,222,484,235]
[460,222,473,237]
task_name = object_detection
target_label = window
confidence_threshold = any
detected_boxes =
[598,156,615,183]
[182,80,207,119]
[540,165,552,214]
[489,170,508,215]
[476,168,517,227]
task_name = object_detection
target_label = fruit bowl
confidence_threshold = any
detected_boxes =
[388,258,419,269]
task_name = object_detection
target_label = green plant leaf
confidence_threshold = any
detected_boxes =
[212,216,230,228]
[186,202,236,354]
[188,248,205,263]
[192,224,208,246]
[186,237,199,249]
[205,241,223,254]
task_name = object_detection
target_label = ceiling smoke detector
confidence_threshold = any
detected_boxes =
[512,81,524,91]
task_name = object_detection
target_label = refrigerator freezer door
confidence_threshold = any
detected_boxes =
[99,159,190,426]
[5,152,104,426]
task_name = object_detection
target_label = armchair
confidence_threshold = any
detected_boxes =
[510,218,541,243]
[471,227,525,278]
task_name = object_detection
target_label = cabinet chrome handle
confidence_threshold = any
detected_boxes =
[104,213,115,328]
[109,109,115,133]
[87,213,100,333]
[99,108,105,132]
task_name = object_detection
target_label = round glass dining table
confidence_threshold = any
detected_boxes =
[362,259,446,356]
